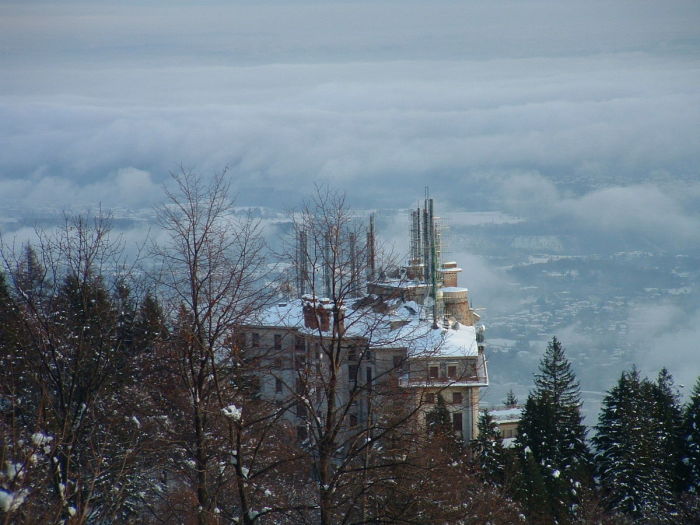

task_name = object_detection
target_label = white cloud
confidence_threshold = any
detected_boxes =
[500,172,561,218]
[498,174,700,246]
[627,301,700,395]
[0,168,161,211]
[0,1,698,213]
[564,185,700,242]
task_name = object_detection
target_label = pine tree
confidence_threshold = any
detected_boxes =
[472,409,506,486]
[0,270,26,420]
[503,389,518,408]
[114,279,136,352]
[515,449,550,524]
[594,368,676,523]
[0,271,23,372]
[426,393,452,437]
[14,244,45,301]
[685,377,700,493]
[652,368,687,493]
[1,215,153,522]
[425,393,463,461]
[133,292,168,354]
[515,337,591,523]
[0,272,38,525]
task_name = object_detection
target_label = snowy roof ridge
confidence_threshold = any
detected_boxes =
[253,296,480,358]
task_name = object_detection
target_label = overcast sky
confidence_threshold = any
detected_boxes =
[1,0,699,213]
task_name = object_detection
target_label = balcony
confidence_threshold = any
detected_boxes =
[398,373,488,388]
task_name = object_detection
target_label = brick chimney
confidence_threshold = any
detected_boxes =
[302,296,331,331]
[440,261,461,288]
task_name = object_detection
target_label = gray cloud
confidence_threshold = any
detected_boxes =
[500,173,700,247]
[1,1,699,214]
[627,301,700,394]
[0,167,161,210]
[3,56,699,211]
[564,185,700,242]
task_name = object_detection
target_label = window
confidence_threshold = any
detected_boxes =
[348,364,358,382]
[274,334,282,350]
[296,401,307,417]
[295,335,305,352]
[233,332,246,349]
[425,393,436,404]
[295,355,306,370]
[365,350,372,361]
[393,355,404,369]
[429,366,439,379]
[447,365,457,379]
[452,412,463,434]
[452,392,463,404]
[348,347,357,361]
[252,332,260,348]
[296,426,307,441]
[275,377,283,393]
[468,361,477,378]
[349,413,358,427]
[366,367,373,392]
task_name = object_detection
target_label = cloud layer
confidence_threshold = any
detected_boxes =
[1,0,699,213]
[500,173,700,247]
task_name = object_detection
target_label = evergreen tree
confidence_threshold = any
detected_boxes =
[503,389,518,408]
[652,368,687,493]
[0,272,37,525]
[425,393,463,459]
[515,337,591,523]
[0,271,27,417]
[594,368,676,523]
[515,449,550,524]
[133,292,168,354]
[0,271,23,370]
[425,393,452,437]
[14,244,45,301]
[1,215,153,523]
[684,376,700,493]
[472,409,506,486]
[114,279,136,352]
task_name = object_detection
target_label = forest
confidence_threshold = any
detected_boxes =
[1,173,700,524]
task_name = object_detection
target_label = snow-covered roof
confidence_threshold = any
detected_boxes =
[256,300,305,328]
[488,407,523,424]
[371,279,429,289]
[440,286,469,293]
[251,297,480,358]
[502,437,517,448]
[412,322,479,357]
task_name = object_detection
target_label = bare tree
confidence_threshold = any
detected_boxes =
[270,186,440,524]
[146,169,280,525]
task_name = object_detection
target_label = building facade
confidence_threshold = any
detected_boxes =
[240,198,489,442]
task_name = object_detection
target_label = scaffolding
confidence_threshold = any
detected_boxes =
[296,229,308,297]
[410,208,421,263]
[366,214,376,283]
